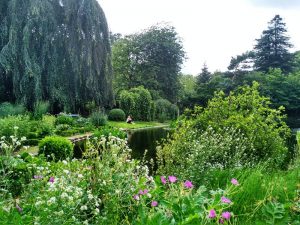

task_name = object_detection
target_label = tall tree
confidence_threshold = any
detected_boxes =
[0,0,114,113]
[254,15,293,74]
[112,24,185,103]
[196,63,211,84]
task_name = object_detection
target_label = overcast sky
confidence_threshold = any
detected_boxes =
[99,0,300,75]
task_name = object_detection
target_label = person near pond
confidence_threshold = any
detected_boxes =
[126,115,133,124]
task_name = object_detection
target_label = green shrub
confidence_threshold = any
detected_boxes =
[130,86,153,121]
[55,115,74,126]
[89,111,107,127]
[55,124,71,135]
[38,136,73,161]
[108,109,126,121]
[154,99,178,121]
[0,102,26,118]
[158,82,291,183]
[119,90,136,117]
[0,115,32,138]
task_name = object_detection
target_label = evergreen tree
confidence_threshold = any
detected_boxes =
[196,63,211,84]
[254,15,293,74]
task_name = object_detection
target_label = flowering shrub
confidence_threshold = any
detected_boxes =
[157,126,254,184]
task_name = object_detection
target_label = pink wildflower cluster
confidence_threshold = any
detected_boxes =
[207,178,238,222]
[161,175,194,189]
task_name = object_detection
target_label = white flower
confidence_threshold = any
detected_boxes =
[61,192,68,199]
[21,137,27,141]
[63,169,70,174]
[35,201,43,207]
[47,197,56,205]
[62,160,67,165]
[13,126,19,130]
[80,205,88,211]
[88,194,93,200]
[94,208,99,214]
[83,220,89,225]
[78,174,83,178]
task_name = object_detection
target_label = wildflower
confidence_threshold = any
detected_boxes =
[78,174,83,178]
[62,160,68,165]
[80,205,88,211]
[88,194,93,200]
[161,176,167,184]
[231,178,239,186]
[94,208,100,214]
[133,194,140,201]
[138,190,144,195]
[208,209,216,218]
[168,176,177,183]
[47,197,56,205]
[16,204,22,212]
[222,211,231,220]
[221,196,231,204]
[151,201,158,207]
[143,189,149,195]
[34,175,43,179]
[49,177,55,183]
[219,219,224,224]
[61,192,68,199]
[184,180,193,189]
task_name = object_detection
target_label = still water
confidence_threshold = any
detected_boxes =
[127,127,170,163]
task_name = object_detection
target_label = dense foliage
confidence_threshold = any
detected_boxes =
[112,24,185,102]
[0,0,113,113]
[254,15,294,73]
[158,83,291,182]
[38,136,73,161]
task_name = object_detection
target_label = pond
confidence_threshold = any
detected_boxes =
[127,127,170,168]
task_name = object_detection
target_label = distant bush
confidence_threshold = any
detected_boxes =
[89,111,107,127]
[38,136,73,161]
[130,86,152,121]
[119,90,136,117]
[55,115,74,126]
[108,109,126,121]
[154,99,178,121]
[0,102,26,118]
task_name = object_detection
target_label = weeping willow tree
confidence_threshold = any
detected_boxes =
[0,0,113,113]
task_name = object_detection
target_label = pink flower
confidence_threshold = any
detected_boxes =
[133,194,140,200]
[161,176,167,185]
[221,196,231,204]
[138,190,144,195]
[208,209,216,218]
[184,180,193,189]
[222,211,231,220]
[151,201,158,207]
[49,177,55,183]
[219,219,224,224]
[143,189,149,194]
[231,178,239,186]
[168,176,177,183]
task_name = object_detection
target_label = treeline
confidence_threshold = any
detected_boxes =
[178,15,300,126]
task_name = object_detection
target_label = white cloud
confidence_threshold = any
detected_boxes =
[99,0,300,74]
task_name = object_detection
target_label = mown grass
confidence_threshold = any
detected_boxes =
[107,121,169,129]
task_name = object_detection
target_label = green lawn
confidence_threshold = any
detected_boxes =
[107,121,169,130]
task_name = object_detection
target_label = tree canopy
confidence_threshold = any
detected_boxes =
[0,0,113,113]
[112,24,185,103]
[254,15,293,74]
